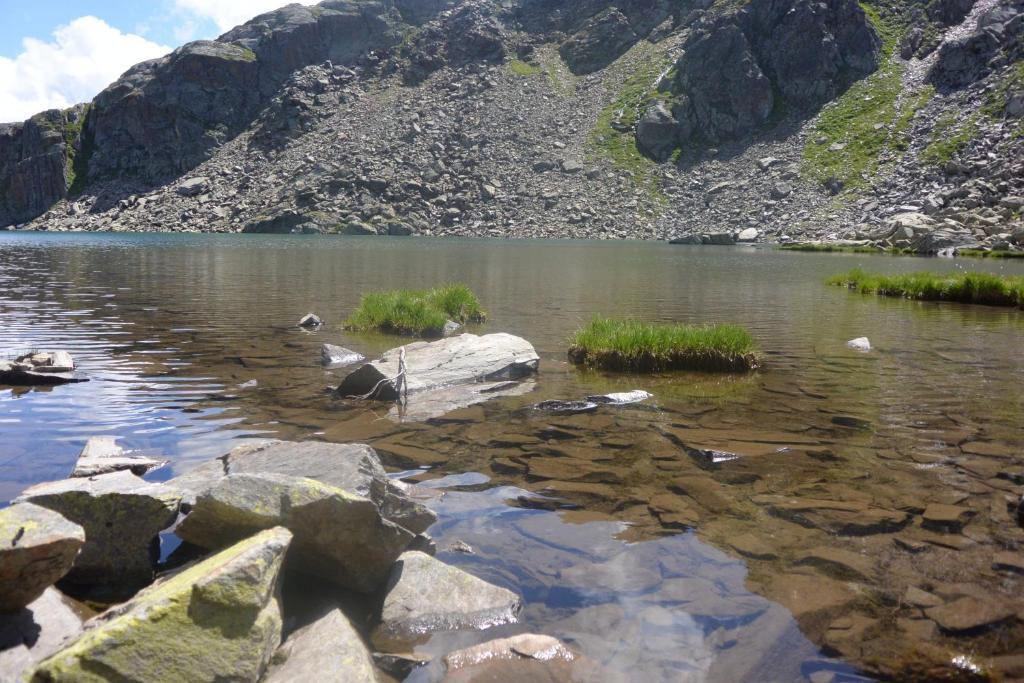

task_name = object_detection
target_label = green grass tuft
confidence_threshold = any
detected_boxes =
[345,284,487,337]
[780,243,914,255]
[955,249,1024,260]
[568,317,759,373]
[827,268,1024,307]
[508,59,542,76]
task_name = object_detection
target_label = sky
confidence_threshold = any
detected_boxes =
[0,0,317,123]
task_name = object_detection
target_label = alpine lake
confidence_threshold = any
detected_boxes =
[2,232,1023,682]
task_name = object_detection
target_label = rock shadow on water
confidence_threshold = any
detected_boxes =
[393,475,864,683]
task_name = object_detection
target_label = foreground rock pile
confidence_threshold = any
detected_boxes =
[0,440,582,681]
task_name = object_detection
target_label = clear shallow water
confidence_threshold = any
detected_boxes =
[2,232,1023,681]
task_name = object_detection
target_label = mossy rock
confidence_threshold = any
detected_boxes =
[30,527,293,682]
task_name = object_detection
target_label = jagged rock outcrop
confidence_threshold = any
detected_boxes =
[638,0,880,157]
[0,106,87,227]
[929,0,1024,88]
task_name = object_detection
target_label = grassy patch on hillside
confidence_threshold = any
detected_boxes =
[508,59,542,77]
[920,111,980,166]
[588,47,673,204]
[802,4,930,192]
[345,284,487,337]
[827,268,1024,307]
[568,317,759,372]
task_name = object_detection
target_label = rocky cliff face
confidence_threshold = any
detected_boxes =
[0,0,1021,252]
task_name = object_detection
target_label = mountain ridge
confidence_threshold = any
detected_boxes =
[0,0,1021,252]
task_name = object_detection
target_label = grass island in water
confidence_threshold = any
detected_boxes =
[568,317,759,372]
[345,284,486,337]
[828,268,1024,308]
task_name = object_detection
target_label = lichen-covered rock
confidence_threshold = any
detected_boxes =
[0,504,84,612]
[70,436,168,478]
[170,440,436,534]
[375,551,521,645]
[175,472,414,593]
[29,526,292,683]
[0,588,86,680]
[16,471,180,586]
[265,607,375,682]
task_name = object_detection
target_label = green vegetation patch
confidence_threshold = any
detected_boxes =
[827,268,1024,307]
[780,243,913,255]
[588,46,673,204]
[955,249,1024,260]
[568,317,759,373]
[345,284,487,337]
[508,59,542,77]
[920,111,979,166]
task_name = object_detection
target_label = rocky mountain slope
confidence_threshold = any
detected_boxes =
[0,0,1021,251]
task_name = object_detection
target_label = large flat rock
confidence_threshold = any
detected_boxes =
[0,503,84,612]
[375,551,521,646]
[70,437,168,478]
[16,471,180,587]
[170,440,436,534]
[30,527,292,682]
[336,333,539,401]
[265,607,376,682]
[175,472,414,593]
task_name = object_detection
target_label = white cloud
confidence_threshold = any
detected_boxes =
[0,16,171,124]
[174,0,319,33]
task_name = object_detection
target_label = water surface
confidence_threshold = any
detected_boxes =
[2,232,1022,681]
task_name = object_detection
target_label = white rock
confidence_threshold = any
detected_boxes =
[846,337,871,352]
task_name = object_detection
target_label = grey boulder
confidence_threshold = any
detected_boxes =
[336,333,539,401]
[175,472,415,593]
[70,437,168,478]
[266,608,376,682]
[0,588,85,679]
[170,440,436,534]
[30,527,292,682]
[0,504,84,612]
[16,471,181,586]
[375,551,521,645]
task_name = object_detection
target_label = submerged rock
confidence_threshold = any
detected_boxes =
[0,351,86,386]
[0,504,84,612]
[176,472,414,593]
[375,551,521,645]
[321,343,364,367]
[298,313,323,328]
[443,633,579,682]
[16,471,180,586]
[170,440,436,534]
[31,527,292,682]
[534,400,600,414]
[385,379,537,422]
[586,390,652,405]
[70,436,168,478]
[925,596,1017,633]
[0,588,86,679]
[266,607,375,682]
[336,333,539,401]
